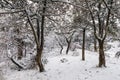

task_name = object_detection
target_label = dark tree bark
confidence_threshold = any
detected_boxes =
[94,36,97,52]
[36,46,44,72]
[25,0,47,72]
[10,57,24,70]
[65,31,75,55]
[98,39,106,67]
[35,0,47,72]
[16,38,23,60]
[82,28,85,61]
[85,0,112,67]
[17,45,23,60]
[36,17,40,41]
[7,55,24,70]
[66,40,71,54]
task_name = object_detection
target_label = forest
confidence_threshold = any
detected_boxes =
[0,0,120,80]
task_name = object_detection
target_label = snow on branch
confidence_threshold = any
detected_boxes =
[0,9,25,15]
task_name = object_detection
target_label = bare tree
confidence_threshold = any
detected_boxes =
[85,0,113,67]
[55,36,64,54]
[65,31,75,54]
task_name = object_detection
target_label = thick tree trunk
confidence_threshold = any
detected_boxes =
[25,0,46,71]
[36,46,44,72]
[35,0,47,72]
[82,28,85,61]
[98,40,106,67]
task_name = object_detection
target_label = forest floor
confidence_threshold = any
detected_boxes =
[2,41,120,80]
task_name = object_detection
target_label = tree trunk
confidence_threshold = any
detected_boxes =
[36,46,44,72]
[94,36,97,52]
[98,40,106,67]
[17,38,23,60]
[65,32,74,55]
[55,37,63,54]
[60,46,63,54]
[82,28,85,61]
[66,42,70,54]
[17,46,23,60]
[35,0,47,72]
[36,18,40,41]
[24,0,46,71]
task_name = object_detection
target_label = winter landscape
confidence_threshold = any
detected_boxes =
[0,0,120,80]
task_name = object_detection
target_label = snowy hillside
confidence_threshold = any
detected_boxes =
[1,41,120,80]
[1,0,120,80]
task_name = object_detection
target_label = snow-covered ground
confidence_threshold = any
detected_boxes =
[1,41,120,80]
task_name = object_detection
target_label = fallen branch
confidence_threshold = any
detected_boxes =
[10,57,24,69]
[7,51,25,70]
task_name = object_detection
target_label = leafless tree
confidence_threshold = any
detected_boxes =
[85,0,114,67]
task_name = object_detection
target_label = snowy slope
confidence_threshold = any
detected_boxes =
[2,41,120,80]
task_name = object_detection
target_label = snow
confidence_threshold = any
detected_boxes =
[1,41,120,80]
[106,41,120,57]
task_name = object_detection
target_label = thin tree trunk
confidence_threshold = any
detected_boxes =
[17,46,23,60]
[65,32,75,55]
[94,37,97,52]
[82,28,85,61]
[66,42,71,54]
[55,37,63,54]
[36,18,40,41]
[17,38,23,60]
[60,45,63,54]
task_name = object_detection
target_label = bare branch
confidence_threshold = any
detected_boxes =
[0,9,25,15]
[24,9,39,46]
[84,0,100,40]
